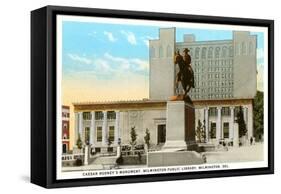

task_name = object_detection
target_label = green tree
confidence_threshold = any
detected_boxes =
[236,106,247,138]
[196,119,205,143]
[130,126,138,147]
[253,91,264,141]
[144,128,151,148]
[76,133,83,149]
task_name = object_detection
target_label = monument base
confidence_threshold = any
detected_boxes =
[147,150,205,167]
[197,143,216,152]
[162,99,195,150]
[147,98,199,167]
[162,140,187,151]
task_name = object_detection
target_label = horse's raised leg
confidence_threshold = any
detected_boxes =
[175,76,180,95]
[175,83,179,95]
[186,85,192,94]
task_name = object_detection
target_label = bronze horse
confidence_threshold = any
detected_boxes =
[174,50,195,97]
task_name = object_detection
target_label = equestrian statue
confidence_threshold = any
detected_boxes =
[174,48,195,99]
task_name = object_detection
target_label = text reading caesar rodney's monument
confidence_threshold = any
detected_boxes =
[148,48,204,167]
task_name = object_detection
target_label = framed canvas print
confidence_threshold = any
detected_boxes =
[31,5,274,188]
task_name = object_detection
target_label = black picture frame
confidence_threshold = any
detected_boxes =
[31,5,274,188]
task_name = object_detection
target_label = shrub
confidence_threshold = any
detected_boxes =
[75,158,83,166]
[116,156,124,165]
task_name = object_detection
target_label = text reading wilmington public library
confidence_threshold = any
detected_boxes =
[62,28,258,168]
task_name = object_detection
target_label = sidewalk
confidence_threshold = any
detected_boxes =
[204,143,264,163]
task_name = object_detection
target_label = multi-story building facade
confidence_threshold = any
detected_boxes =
[62,105,70,153]
[149,28,256,144]
[73,28,257,152]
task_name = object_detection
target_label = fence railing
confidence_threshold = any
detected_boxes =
[62,153,84,161]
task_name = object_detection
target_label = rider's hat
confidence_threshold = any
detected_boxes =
[183,48,190,52]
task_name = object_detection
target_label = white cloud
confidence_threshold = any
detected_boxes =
[67,52,148,78]
[104,53,130,70]
[103,31,117,42]
[141,36,157,47]
[142,39,150,47]
[131,58,149,71]
[120,30,137,45]
[67,54,92,64]
[103,52,148,72]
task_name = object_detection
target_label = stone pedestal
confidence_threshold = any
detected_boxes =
[163,100,195,150]
[147,98,201,167]
[147,151,204,167]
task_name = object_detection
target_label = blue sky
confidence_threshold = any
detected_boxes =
[62,21,264,76]
[61,21,265,104]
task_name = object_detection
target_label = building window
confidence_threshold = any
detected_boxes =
[157,124,166,144]
[241,42,246,55]
[249,42,253,55]
[229,46,233,57]
[108,126,115,142]
[223,123,229,138]
[83,112,91,120]
[208,47,213,58]
[209,107,217,116]
[234,107,240,117]
[107,111,116,120]
[62,144,67,153]
[150,46,155,58]
[96,126,102,142]
[195,47,200,59]
[63,122,68,139]
[63,123,67,130]
[84,127,90,145]
[222,107,230,116]
[95,111,103,120]
[222,46,227,58]
[210,122,216,138]
[201,47,207,59]
[236,43,240,56]
[215,47,220,58]
[159,46,163,58]
[167,45,172,57]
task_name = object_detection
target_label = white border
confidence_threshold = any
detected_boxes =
[56,16,63,180]
[56,15,269,180]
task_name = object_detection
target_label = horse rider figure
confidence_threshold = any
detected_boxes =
[183,48,195,89]
[174,48,195,97]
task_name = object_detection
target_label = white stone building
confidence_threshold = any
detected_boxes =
[73,28,257,152]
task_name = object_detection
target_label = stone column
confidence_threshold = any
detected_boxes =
[204,107,209,142]
[216,107,222,141]
[84,145,89,165]
[243,106,249,141]
[75,112,79,141]
[102,111,107,146]
[115,111,120,145]
[229,106,235,141]
[233,123,239,147]
[78,112,83,143]
[243,106,248,130]
[247,104,253,140]
[90,111,95,145]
